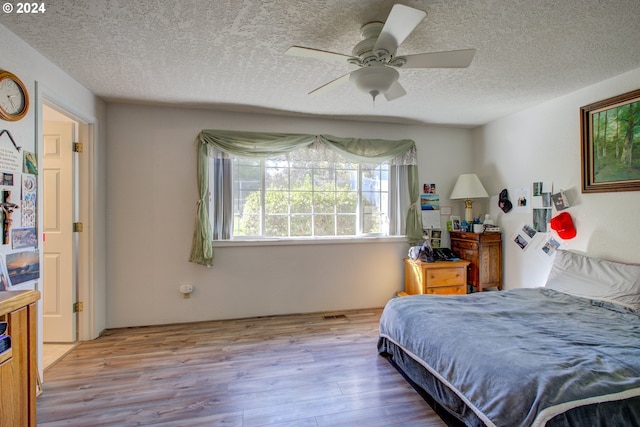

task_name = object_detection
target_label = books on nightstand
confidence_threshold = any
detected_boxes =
[0,322,10,354]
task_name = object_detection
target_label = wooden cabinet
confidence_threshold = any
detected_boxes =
[0,290,40,427]
[404,259,470,295]
[450,231,502,292]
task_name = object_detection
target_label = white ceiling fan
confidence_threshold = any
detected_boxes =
[286,4,475,102]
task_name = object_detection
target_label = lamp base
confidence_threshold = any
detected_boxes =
[463,199,474,223]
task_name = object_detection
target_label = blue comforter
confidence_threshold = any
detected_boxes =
[378,288,640,427]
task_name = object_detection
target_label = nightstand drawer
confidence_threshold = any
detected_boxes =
[425,267,466,287]
[452,240,478,251]
[426,285,466,295]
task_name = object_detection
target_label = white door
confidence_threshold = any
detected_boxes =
[42,121,76,343]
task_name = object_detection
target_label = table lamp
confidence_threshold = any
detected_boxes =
[450,174,489,223]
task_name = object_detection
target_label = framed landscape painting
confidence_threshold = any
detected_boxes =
[581,88,640,193]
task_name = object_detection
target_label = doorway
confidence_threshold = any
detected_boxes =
[41,104,85,367]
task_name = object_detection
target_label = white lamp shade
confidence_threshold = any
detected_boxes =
[350,65,399,98]
[450,174,489,200]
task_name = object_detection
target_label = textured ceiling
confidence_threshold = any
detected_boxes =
[2,0,640,127]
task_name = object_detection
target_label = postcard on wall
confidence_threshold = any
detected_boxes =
[423,183,437,194]
[420,194,440,210]
[532,181,553,209]
[21,174,37,227]
[533,208,552,232]
[12,227,37,249]
[1,172,13,186]
[512,223,537,251]
[511,186,531,213]
[421,210,440,229]
[0,147,22,173]
[536,233,563,262]
[6,250,40,286]
[551,190,570,211]
[23,151,37,175]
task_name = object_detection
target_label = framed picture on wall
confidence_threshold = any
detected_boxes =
[580,88,640,193]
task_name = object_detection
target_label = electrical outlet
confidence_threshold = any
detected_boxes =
[179,284,194,299]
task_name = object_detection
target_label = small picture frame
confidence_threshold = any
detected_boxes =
[450,216,461,231]
[551,190,569,211]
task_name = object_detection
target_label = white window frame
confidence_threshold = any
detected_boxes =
[210,154,401,242]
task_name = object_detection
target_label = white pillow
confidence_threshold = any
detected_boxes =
[545,250,640,310]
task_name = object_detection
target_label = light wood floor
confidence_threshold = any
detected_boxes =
[43,343,76,370]
[37,308,447,427]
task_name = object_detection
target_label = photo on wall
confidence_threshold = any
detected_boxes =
[12,227,37,249]
[420,194,440,210]
[1,172,13,186]
[536,234,563,261]
[23,151,38,175]
[6,250,40,286]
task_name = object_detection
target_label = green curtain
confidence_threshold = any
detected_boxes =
[319,134,416,163]
[189,141,214,265]
[199,130,315,157]
[190,129,422,266]
[406,165,423,246]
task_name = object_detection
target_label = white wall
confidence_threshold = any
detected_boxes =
[474,67,640,289]
[1,23,107,374]
[105,103,473,327]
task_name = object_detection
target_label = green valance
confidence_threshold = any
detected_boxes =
[198,129,417,164]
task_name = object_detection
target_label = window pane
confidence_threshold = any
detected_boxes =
[313,191,336,214]
[235,214,260,236]
[336,190,357,213]
[336,168,358,190]
[314,168,335,191]
[232,157,262,237]
[290,191,312,213]
[363,213,379,234]
[265,189,289,214]
[290,167,311,189]
[337,214,356,235]
[265,166,289,189]
[265,214,289,237]
[290,215,311,237]
[314,214,335,236]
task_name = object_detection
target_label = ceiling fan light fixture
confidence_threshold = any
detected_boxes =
[349,65,399,100]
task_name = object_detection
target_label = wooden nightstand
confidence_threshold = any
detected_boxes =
[450,231,502,292]
[404,259,470,295]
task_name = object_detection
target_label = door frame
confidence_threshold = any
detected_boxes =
[35,83,98,374]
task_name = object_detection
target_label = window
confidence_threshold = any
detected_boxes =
[220,147,393,239]
[191,130,421,266]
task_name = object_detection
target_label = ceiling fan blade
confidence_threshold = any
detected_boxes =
[308,71,353,96]
[383,80,407,101]
[400,49,476,68]
[373,4,426,55]
[285,46,352,63]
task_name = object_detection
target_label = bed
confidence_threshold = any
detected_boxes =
[378,250,640,427]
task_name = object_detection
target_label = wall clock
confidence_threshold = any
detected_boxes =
[0,70,29,122]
